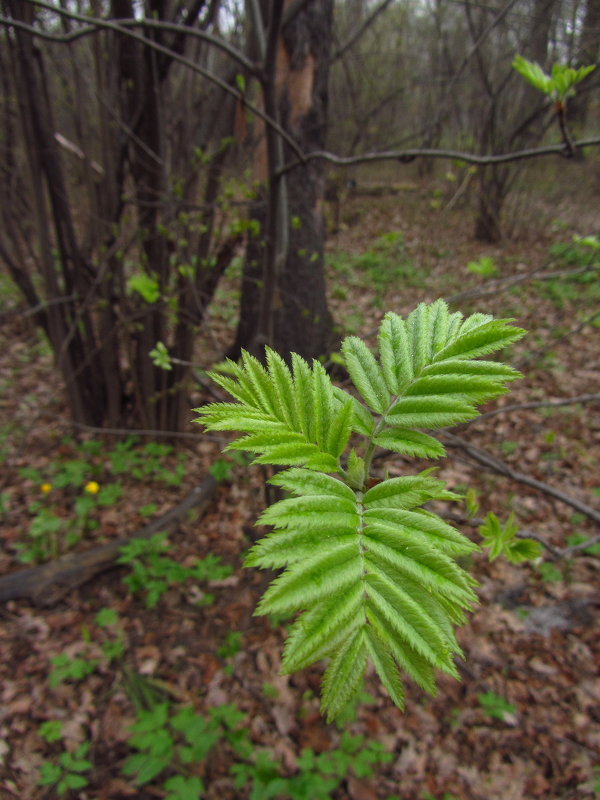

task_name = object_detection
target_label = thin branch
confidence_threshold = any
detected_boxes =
[279,137,600,175]
[447,264,598,304]
[0,9,305,162]
[516,309,600,367]
[6,4,258,72]
[560,533,600,557]
[332,0,395,62]
[52,417,227,443]
[475,393,600,422]
[442,432,600,527]
[0,294,77,324]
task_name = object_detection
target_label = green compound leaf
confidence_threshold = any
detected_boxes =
[372,428,446,459]
[246,467,477,721]
[196,300,525,721]
[341,336,390,414]
[195,347,352,471]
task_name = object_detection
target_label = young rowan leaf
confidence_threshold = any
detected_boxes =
[196,302,525,720]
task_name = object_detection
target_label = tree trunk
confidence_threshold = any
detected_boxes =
[473,0,555,242]
[231,0,336,362]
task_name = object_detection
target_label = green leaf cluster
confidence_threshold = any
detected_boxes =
[123,702,249,790]
[477,690,517,722]
[513,54,596,102]
[231,731,390,800]
[479,512,542,564]
[118,533,232,608]
[150,341,173,370]
[195,300,525,720]
[49,652,98,688]
[38,742,92,795]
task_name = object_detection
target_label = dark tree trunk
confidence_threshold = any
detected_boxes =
[570,0,600,129]
[473,0,555,242]
[231,0,336,362]
[474,170,505,244]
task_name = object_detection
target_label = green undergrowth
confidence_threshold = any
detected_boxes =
[534,236,600,310]
[10,436,188,564]
[327,232,424,310]
[42,609,393,799]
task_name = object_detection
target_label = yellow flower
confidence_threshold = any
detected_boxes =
[84,481,100,495]
[40,483,52,494]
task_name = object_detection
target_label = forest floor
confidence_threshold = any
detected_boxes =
[1,167,599,800]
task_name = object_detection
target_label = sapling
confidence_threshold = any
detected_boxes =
[195,299,525,720]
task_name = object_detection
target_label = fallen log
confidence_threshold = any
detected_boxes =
[0,474,219,606]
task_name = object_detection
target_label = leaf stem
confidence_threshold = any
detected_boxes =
[361,397,398,489]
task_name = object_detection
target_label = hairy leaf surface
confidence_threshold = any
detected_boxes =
[195,301,525,720]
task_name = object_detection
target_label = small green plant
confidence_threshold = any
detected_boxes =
[217,631,243,661]
[566,533,600,556]
[49,652,99,688]
[479,512,542,564]
[464,488,480,519]
[38,741,93,795]
[535,237,600,309]
[466,256,498,277]
[477,691,517,722]
[536,561,563,582]
[15,471,110,563]
[122,702,250,791]
[196,299,525,720]
[499,440,518,456]
[38,720,64,743]
[593,764,600,795]
[262,682,279,699]
[108,438,186,487]
[327,232,422,303]
[209,458,234,481]
[218,631,243,675]
[150,341,173,370]
[95,607,127,663]
[118,533,232,608]
[231,731,391,800]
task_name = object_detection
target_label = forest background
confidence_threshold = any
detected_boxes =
[1,0,600,798]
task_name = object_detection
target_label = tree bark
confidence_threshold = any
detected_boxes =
[231,0,336,362]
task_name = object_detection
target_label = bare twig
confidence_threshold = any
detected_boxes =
[516,309,600,367]
[447,264,598,305]
[332,0,396,62]
[474,393,600,422]
[280,138,600,176]
[50,417,227,443]
[0,8,305,163]
[560,533,600,557]
[6,4,258,72]
[0,294,77,324]
[442,432,600,527]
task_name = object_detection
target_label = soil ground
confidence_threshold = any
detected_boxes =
[1,165,599,800]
